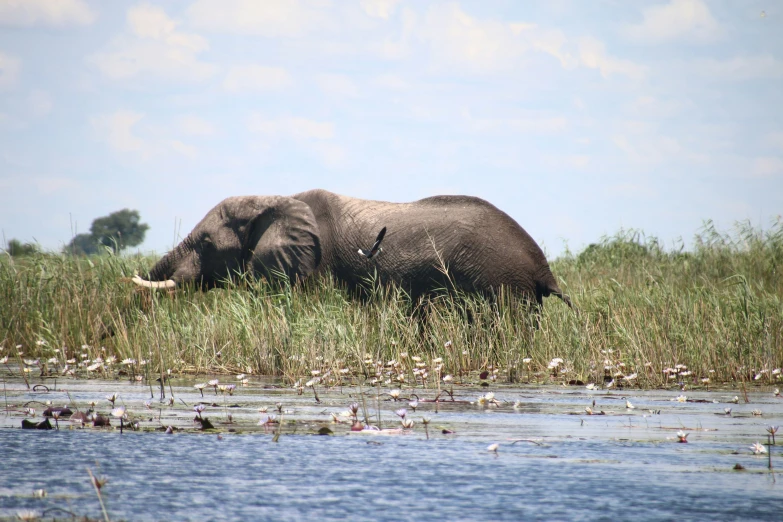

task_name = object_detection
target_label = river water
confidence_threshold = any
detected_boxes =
[1,376,781,521]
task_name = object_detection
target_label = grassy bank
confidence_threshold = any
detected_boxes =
[2,220,782,388]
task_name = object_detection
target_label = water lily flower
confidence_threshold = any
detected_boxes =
[606,380,615,389]
[388,389,401,400]
[676,431,688,443]
[112,406,127,434]
[766,425,778,444]
[625,399,635,410]
[194,383,208,397]
[401,418,414,429]
[675,395,687,403]
[585,406,593,415]
[408,400,419,411]
[751,442,767,455]
[395,408,407,419]
[194,404,206,418]
[774,388,780,397]
[477,392,499,407]
[208,379,219,394]
[16,509,41,521]
[731,396,739,404]
[752,409,762,416]
[443,374,453,383]
[106,393,119,406]
[585,383,596,390]
[487,443,499,453]
[724,407,732,415]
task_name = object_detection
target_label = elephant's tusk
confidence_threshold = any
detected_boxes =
[131,275,176,289]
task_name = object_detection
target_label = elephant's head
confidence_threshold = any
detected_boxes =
[132,196,320,289]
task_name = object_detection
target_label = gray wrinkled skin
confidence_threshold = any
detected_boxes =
[141,189,570,308]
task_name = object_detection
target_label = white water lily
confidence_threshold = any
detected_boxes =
[675,395,687,403]
[751,442,767,455]
[625,399,635,410]
[487,443,499,453]
[676,430,688,443]
[388,389,401,400]
[477,392,499,407]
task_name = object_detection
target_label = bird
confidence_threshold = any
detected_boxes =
[358,226,387,259]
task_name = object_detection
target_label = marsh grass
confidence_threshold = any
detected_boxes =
[1,220,781,388]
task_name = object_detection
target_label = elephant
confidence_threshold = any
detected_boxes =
[132,189,572,309]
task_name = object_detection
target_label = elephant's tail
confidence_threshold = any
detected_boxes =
[537,273,576,312]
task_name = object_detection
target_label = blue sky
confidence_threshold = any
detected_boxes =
[0,0,781,258]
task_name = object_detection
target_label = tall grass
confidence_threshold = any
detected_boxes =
[1,219,781,388]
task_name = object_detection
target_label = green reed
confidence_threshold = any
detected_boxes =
[1,219,781,388]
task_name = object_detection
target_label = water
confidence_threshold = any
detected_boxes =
[1,377,781,521]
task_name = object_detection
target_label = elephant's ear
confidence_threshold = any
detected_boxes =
[244,196,321,282]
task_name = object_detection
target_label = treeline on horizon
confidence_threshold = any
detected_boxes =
[1,218,781,388]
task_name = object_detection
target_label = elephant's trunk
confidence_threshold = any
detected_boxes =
[131,236,194,289]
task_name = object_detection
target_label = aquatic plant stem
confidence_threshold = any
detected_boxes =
[357,379,371,427]
[87,468,111,522]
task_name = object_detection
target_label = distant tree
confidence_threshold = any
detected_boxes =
[4,238,39,256]
[64,233,100,256]
[90,209,149,253]
[65,209,149,255]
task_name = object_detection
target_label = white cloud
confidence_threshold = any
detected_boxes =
[420,4,529,72]
[223,65,292,92]
[34,176,78,194]
[90,5,214,82]
[418,6,643,79]
[623,0,721,44]
[765,132,783,150]
[311,142,346,168]
[316,73,358,97]
[247,115,334,140]
[360,0,401,19]
[578,37,646,80]
[28,89,53,117]
[0,0,95,26]
[91,110,147,155]
[372,73,409,90]
[696,55,783,81]
[469,115,568,134]
[753,156,783,177]
[169,140,198,159]
[179,115,215,136]
[0,50,20,89]
[187,0,329,37]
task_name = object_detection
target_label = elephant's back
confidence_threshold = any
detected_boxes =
[292,189,553,299]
